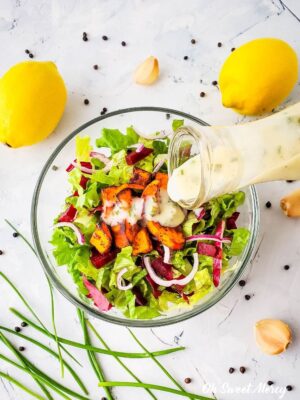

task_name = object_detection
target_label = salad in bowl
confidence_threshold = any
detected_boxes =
[50,119,250,320]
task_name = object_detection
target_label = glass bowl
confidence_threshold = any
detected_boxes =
[31,107,259,327]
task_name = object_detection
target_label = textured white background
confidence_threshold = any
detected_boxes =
[0,0,300,399]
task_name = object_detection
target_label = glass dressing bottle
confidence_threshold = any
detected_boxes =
[168,102,300,209]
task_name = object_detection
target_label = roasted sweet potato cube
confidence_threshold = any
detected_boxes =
[142,180,160,198]
[132,228,153,256]
[130,167,152,187]
[117,189,132,209]
[125,221,139,243]
[90,222,112,254]
[147,221,185,250]
[155,172,168,190]
[111,223,130,249]
[102,184,144,204]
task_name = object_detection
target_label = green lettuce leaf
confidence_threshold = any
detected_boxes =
[74,208,97,237]
[227,228,250,256]
[96,126,139,154]
[75,182,100,209]
[76,136,92,162]
[172,119,184,131]
[189,268,213,305]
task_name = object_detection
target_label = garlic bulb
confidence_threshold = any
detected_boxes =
[134,56,159,85]
[255,319,292,355]
[280,188,300,217]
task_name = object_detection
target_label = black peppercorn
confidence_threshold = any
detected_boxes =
[200,92,206,97]
[14,327,21,332]
[191,39,196,44]
[229,367,235,374]
[245,294,251,300]
[265,201,272,208]
[93,64,99,70]
[0,250,3,255]
[102,35,108,41]
[52,165,58,171]
[217,42,222,47]
[184,377,191,384]
[166,113,170,120]
[25,49,30,54]
[84,99,89,105]
[239,366,246,374]
[286,180,294,183]
[212,80,218,86]
[267,381,274,386]
[83,36,88,42]
[231,47,236,52]
[21,322,28,327]
[101,397,107,400]
[183,56,188,60]
[19,346,25,352]
[13,232,19,238]
[102,107,107,113]
[29,53,34,58]
[284,264,290,270]
[286,385,293,391]
[239,280,246,287]
[121,41,126,46]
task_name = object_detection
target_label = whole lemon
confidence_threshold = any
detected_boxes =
[0,61,67,148]
[219,38,298,115]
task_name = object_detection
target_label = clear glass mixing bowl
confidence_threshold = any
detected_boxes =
[31,107,259,327]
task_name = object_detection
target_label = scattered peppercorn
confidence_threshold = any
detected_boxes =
[84,99,89,105]
[102,107,107,113]
[239,366,246,374]
[183,56,189,60]
[286,385,293,391]
[121,41,126,47]
[19,346,25,352]
[13,232,19,238]
[212,80,218,86]
[200,92,206,97]
[101,397,107,400]
[191,39,196,44]
[5,143,11,147]
[0,250,3,255]
[284,264,290,270]
[239,280,246,287]
[265,201,272,208]
[14,327,21,332]
[217,42,222,47]
[100,107,107,115]
[21,322,28,327]
[82,32,88,42]
[245,294,251,300]
[229,367,235,374]
[29,53,34,58]
[267,381,274,386]
[184,377,192,384]
[25,49,30,54]
[166,113,170,119]
[52,165,58,171]
[286,180,294,183]
[231,47,236,52]
[93,64,99,70]
[102,35,108,41]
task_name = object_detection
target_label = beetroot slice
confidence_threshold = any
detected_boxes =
[197,243,217,257]
[82,276,111,311]
[145,274,161,298]
[151,257,173,280]
[58,205,77,223]
[79,175,89,189]
[90,248,118,269]
[226,212,240,230]
[125,147,153,165]
[132,286,147,306]
[66,160,93,172]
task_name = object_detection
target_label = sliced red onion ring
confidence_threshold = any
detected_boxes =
[90,151,113,172]
[153,155,168,174]
[53,222,85,244]
[212,220,225,287]
[136,143,145,153]
[71,161,95,175]
[186,234,231,244]
[194,207,205,220]
[116,268,133,291]
[162,245,171,264]
[143,254,199,287]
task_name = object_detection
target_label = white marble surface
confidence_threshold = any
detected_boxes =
[0,0,300,399]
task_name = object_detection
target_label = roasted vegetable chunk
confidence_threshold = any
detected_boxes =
[147,221,185,250]
[111,223,130,249]
[90,222,112,254]
[155,172,168,190]
[133,227,153,256]
[130,167,152,187]
[125,221,139,243]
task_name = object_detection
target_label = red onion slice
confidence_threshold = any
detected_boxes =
[53,222,85,244]
[116,268,133,291]
[136,143,145,153]
[162,245,171,264]
[143,254,199,287]
[186,234,231,244]
[212,220,225,287]
[153,155,168,174]
[194,207,205,220]
[90,151,113,172]
[71,161,95,175]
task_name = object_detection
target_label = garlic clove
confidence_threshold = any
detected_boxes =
[255,319,292,355]
[280,188,300,217]
[134,56,159,85]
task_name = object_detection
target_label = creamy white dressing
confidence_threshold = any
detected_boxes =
[102,197,144,226]
[168,102,300,206]
[144,189,186,227]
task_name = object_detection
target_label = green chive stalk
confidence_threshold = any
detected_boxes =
[0,370,46,400]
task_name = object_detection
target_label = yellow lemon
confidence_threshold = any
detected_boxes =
[219,38,298,116]
[0,61,67,148]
